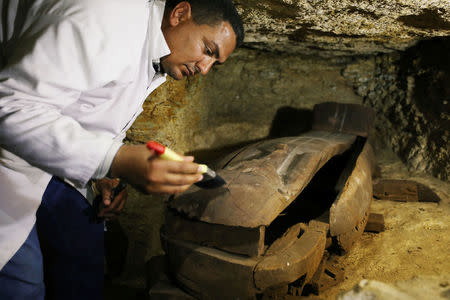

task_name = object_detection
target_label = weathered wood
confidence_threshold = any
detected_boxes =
[254,220,329,291]
[165,209,266,257]
[162,220,329,299]
[265,223,303,256]
[373,180,418,202]
[148,279,196,300]
[169,132,356,227]
[161,231,261,300]
[305,251,329,295]
[312,102,375,137]
[364,213,385,233]
[373,180,441,203]
[316,264,343,293]
[330,141,374,252]
[304,252,344,295]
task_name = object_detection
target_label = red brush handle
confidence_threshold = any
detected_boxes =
[146,141,165,155]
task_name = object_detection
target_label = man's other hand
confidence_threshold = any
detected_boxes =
[109,144,203,194]
[95,178,128,220]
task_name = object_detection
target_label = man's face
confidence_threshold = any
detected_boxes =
[160,5,237,80]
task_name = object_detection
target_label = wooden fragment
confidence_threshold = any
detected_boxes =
[364,213,385,233]
[373,180,418,202]
[304,251,329,295]
[169,132,356,228]
[316,264,344,293]
[330,141,374,252]
[265,223,303,256]
[165,209,265,257]
[161,231,261,300]
[254,220,329,291]
[305,252,344,295]
[312,102,375,137]
[373,180,441,203]
[261,285,289,300]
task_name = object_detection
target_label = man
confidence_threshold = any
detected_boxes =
[0,0,244,299]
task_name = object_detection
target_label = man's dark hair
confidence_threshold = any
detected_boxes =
[165,0,244,48]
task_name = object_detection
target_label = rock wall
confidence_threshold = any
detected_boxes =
[342,37,449,180]
[234,0,450,56]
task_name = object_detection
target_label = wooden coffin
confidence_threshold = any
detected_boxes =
[330,140,375,251]
[161,102,376,298]
[169,131,356,228]
[161,220,328,300]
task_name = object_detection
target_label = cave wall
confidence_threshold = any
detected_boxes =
[343,37,449,181]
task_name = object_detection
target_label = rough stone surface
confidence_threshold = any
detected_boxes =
[343,38,450,180]
[127,48,364,152]
[235,0,450,56]
[338,278,450,300]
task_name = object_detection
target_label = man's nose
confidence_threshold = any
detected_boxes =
[197,57,215,75]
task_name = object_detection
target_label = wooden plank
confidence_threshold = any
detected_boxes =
[304,252,344,295]
[265,223,303,256]
[373,180,441,203]
[161,231,261,300]
[364,213,385,233]
[254,220,329,291]
[165,209,265,257]
[312,102,375,137]
[330,141,374,252]
[373,180,418,202]
[169,132,356,227]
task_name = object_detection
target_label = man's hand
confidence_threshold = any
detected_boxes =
[109,144,203,194]
[94,178,128,220]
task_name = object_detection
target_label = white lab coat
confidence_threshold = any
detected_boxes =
[0,0,170,270]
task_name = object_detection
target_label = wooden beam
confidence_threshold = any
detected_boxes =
[373,180,441,203]
[165,209,265,257]
[364,213,385,233]
[330,142,374,252]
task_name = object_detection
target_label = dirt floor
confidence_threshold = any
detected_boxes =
[105,145,450,300]
[320,146,450,300]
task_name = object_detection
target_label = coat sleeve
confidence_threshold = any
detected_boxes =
[0,16,128,187]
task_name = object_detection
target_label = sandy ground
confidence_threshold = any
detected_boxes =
[320,147,450,300]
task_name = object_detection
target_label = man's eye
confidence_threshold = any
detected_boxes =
[205,47,213,56]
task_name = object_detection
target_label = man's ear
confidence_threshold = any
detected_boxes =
[168,1,192,26]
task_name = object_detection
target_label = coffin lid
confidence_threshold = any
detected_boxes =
[169,102,375,228]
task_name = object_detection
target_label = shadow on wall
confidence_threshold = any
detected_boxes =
[188,106,314,165]
[268,106,313,138]
[397,36,450,180]
[400,37,450,124]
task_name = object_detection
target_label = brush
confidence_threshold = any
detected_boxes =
[146,141,226,189]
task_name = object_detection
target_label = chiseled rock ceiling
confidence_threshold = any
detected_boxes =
[235,0,450,56]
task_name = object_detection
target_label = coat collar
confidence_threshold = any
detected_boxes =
[147,0,170,77]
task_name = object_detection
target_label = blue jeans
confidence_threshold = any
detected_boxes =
[0,177,104,300]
